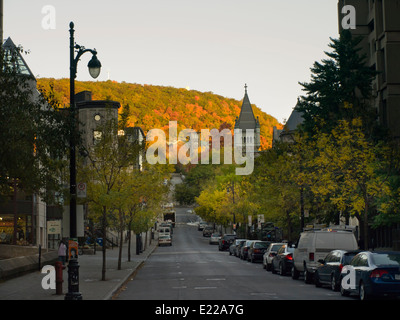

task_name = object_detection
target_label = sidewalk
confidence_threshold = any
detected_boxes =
[0,233,158,300]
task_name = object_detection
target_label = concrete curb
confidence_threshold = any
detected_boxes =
[105,242,158,300]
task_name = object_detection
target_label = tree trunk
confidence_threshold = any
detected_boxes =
[102,206,107,281]
[363,200,369,250]
[128,229,131,262]
[118,229,123,270]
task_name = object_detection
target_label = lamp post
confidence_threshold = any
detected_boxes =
[66,21,101,300]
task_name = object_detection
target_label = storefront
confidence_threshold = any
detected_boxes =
[0,214,33,245]
[0,195,35,245]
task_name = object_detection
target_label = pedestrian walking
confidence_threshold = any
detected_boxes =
[58,240,67,265]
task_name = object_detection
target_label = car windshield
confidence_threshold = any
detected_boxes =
[255,242,269,248]
[371,253,400,266]
[225,235,236,240]
[271,244,283,251]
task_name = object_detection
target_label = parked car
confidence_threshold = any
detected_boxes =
[236,240,247,258]
[203,226,214,237]
[198,221,208,231]
[240,240,256,260]
[158,234,172,246]
[314,250,361,291]
[340,251,400,300]
[263,243,285,271]
[209,233,221,245]
[292,228,358,283]
[271,244,295,275]
[218,234,237,251]
[229,239,246,256]
[247,241,270,263]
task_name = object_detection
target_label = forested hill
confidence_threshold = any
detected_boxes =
[37,78,282,149]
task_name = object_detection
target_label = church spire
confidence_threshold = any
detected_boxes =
[235,83,257,130]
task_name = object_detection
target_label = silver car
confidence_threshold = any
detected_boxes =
[263,243,285,271]
[209,233,221,245]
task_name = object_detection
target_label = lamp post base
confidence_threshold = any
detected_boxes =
[65,258,83,300]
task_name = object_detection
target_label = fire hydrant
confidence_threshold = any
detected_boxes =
[55,261,65,295]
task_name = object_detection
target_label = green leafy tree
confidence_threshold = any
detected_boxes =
[78,114,139,280]
[296,30,380,138]
[0,44,69,204]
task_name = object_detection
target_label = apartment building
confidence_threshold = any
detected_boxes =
[339,0,400,138]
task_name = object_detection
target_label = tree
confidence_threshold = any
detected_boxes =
[0,43,69,204]
[78,113,139,280]
[296,30,380,139]
[248,144,302,241]
[305,119,392,249]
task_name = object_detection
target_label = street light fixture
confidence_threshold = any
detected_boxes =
[66,21,101,301]
[87,53,102,79]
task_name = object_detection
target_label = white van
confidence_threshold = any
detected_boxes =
[292,228,358,283]
[159,227,171,237]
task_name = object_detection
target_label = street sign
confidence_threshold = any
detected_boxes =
[47,220,61,235]
[77,182,86,198]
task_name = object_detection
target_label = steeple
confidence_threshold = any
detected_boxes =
[235,84,257,130]
[234,84,261,153]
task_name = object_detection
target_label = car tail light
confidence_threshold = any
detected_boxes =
[370,269,389,278]
[269,253,275,257]
[285,254,293,261]
[339,264,343,272]
[254,249,260,253]
[309,252,314,261]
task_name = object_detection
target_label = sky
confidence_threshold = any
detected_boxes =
[3,0,340,124]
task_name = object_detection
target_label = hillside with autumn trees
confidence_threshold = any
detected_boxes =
[37,78,282,149]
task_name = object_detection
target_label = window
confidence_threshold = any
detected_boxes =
[359,254,369,267]
[93,130,102,143]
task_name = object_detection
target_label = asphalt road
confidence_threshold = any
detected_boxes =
[115,207,352,301]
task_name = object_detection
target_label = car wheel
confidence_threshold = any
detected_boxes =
[359,281,368,301]
[266,263,271,271]
[271,263,277,274]
[340,280,350,297]
[291,266,299,280]
[279,263,285,276]
[314,271,322,287]
[331,274,338,292]
[304,267,313,284]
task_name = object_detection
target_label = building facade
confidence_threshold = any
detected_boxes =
[338,0,400,138]
[0,38,47,247]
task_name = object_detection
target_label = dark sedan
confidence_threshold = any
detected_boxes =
[218,234,237,251]
[240,240,256,260]
[247,241,270,263]
[314,250,361,291]
[340,251,400,300]
[271,244,295,276]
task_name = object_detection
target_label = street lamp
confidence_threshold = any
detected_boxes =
[66,21,101,300]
